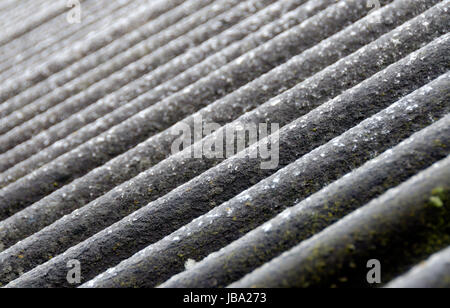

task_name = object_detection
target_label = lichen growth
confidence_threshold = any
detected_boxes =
[429,196,443,208]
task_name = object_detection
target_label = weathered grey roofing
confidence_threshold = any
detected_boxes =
[386,245,450,288]
[0,0,448,288]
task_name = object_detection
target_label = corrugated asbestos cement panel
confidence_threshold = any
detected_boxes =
[0,0,448,288]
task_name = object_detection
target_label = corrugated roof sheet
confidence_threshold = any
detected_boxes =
[0,0,448,288]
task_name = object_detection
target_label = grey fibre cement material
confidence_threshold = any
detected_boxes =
[72,73,449,288]
[0,0,379,216]
[0,0,436,174]
[3,6,441,272]
[0,0,113,67]
[385,246,450,288]
[0,0,84,47]
[0,0,186,103]
[0,0,248,144]
[0,0,142,80]
[2,0,445,246]
[0,3,146,89]
[228,154,450,288]
[0,0,51,29]
[0,0,438,247]
[0,0,301,162]
[0,0,328,180]
[0,0,445,251]
[0,0,448,289]
[160,105,450,288]
[1,42,448,287]
[0,0,214,118]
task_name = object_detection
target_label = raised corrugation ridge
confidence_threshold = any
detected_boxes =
[0,0,448,288]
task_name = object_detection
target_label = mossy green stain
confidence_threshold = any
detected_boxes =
[429,196,443,208]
